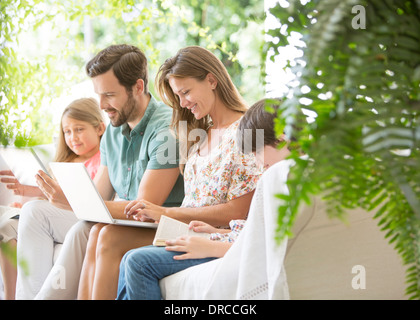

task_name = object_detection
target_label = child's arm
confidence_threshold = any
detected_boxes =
[164,220,234,260]
[165,236,232,260]
[0,170,44,199]
[35,170,71,210]
[188,220,231,234]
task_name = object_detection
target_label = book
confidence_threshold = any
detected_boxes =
[153,215,210,246]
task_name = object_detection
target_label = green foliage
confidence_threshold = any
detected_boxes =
[1,0,73,146]
[0,241,28,275]
[268,0,420,299]
[1,0,265,147]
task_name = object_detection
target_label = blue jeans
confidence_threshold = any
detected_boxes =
[117,245,216,300]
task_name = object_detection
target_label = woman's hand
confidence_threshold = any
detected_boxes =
[124,199,166,222]
[35,170,71,210]
[0,170,43,198]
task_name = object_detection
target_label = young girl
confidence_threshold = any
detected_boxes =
[116,98,291,300]
[0,97,105,299]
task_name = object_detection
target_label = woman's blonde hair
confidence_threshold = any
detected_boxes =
[55,98,105,162]
[155,46,247,153]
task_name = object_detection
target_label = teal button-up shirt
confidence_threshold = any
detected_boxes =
[100,95,184,207]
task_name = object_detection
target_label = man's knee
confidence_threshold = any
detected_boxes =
[64,221,94,246]
[19,200,50,228]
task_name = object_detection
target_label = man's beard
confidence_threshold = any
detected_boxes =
[107,93,138,127]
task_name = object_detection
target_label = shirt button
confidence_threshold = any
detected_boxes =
[128,167,131,171]
[140,132,144,136]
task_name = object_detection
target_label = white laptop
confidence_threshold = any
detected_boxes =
[0,146,51,186]
[49,162,157,229]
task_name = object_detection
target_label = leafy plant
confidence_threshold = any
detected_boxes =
[267,0,420,299]
[1,0,53,146]
[1,0,264,147]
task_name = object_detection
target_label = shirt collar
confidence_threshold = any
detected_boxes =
[121,94,158,140]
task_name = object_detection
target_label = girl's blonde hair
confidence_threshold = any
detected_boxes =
[155,46,247,154]
[55,98,105,162]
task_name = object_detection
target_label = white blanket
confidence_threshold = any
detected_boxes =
[160,160,292,300]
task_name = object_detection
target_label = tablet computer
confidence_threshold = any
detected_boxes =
[0,146,51,186]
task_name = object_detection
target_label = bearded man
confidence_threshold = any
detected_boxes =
[16,44,184,300]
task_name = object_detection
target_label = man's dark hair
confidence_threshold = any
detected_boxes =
[86,44,148,94]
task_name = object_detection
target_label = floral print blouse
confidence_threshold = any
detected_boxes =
[210,219,246,243]
[181,119,262,208]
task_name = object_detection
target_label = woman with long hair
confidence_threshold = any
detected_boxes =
[78,46,262,299]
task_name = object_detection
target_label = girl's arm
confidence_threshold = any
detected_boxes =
[35,170,71,210]
[188,220,230,234]
[0,170,44,198]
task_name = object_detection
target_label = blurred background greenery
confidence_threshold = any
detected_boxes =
[1,0,265,146]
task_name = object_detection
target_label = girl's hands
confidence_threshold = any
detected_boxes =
[0,170,43,198]
[35,170,71,210]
